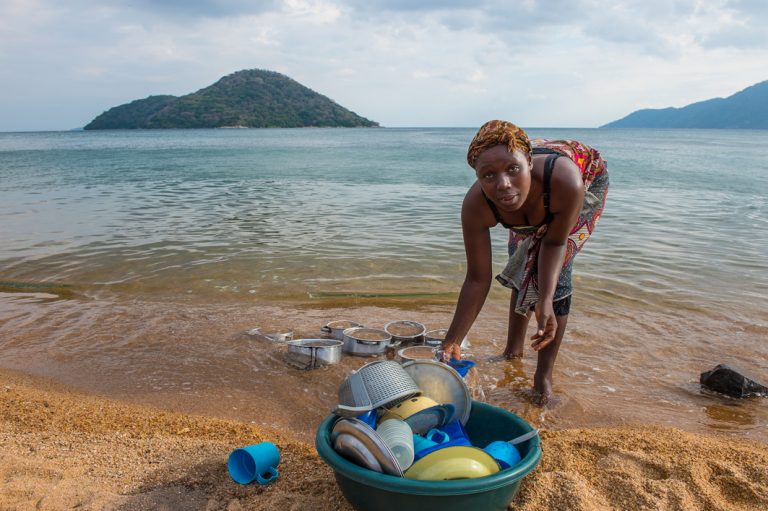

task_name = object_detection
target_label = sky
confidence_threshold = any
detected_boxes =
[1,0,767,131]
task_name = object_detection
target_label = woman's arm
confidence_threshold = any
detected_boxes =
[531,158,584,351]
[442,187,494,360]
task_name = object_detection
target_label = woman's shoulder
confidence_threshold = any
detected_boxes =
[533,139,607,181]
[462,182,497,227]
[548,157,585,213]
[462,181,486,210]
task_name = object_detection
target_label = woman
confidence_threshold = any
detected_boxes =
[441,120,609,404]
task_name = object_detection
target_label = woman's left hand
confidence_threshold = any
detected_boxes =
[531,301,558,351]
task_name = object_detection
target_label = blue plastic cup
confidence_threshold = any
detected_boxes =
[412,434,438,453]
[447,359,476,378]
[483,440,521,469]
[358,409,378,429]
[227,441,280,484]
[425,428,450,444]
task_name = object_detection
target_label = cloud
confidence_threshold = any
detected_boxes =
[1,0,767,130]
[112,0,281,19]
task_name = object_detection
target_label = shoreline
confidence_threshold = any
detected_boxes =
[1,291,766,445]
[3,368,767,510]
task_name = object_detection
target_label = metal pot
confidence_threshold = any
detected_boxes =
[423,329,447,347]
[424,328,470,349]
[384,320,426,345]
[396,345,438,364]
[247,328,294,343]
[286,339,343,369]
[321,320,363,340]
[342,327,392,356]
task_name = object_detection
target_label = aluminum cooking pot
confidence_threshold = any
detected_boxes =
[321,320,363,340]
[342,327,392,356]
[286,339,343,369]
[384,320,426,345]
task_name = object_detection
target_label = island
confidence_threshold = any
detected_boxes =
[601,80,768,129]
[84,69,379,129]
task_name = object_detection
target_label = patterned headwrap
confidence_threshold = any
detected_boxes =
[466,120,532,168]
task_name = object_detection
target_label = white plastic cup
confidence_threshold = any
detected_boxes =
[376,419,415,470]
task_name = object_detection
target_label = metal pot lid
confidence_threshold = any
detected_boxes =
[332,433,384,473]
[401,360,472,425]
[331,418,404,477]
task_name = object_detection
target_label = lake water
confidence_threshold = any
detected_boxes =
[1,128,766,442]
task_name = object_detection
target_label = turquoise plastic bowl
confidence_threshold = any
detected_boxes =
[316,401,541,511]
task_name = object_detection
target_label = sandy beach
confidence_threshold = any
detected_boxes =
[3,367,767,511]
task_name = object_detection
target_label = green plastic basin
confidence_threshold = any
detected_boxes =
[315,400,541,511]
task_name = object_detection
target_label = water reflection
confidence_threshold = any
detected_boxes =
[704,401,756,429]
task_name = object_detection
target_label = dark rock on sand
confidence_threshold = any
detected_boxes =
[700,364,768,398]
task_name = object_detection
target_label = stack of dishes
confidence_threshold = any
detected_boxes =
[330,359,488,480]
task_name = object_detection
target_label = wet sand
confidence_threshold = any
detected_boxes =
[2,292,765,445]
[3,368,767,511]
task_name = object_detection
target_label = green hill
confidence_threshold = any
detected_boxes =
[84,69,378,129]
[601,80,768,129]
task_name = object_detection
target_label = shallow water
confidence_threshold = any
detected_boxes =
[1,128,766,442]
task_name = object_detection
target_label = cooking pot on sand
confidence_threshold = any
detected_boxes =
[385,320,426,345]
[322,320,364,340]
[342,327,393,356]
[286,339,344,369]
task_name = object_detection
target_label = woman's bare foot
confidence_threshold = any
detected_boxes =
[532,371,555,406]
[502,349,523,360]
[487,351,522,363]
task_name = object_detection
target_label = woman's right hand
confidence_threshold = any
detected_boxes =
[441,341,462,361]
[531,300,558,351]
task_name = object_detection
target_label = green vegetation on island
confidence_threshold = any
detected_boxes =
[84,69,378,129]
[602,80,768,129]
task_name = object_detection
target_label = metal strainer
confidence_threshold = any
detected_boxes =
[336,360,421,417]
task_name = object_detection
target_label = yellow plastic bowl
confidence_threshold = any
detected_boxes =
[381,396,440,422]
[404,446,500,481]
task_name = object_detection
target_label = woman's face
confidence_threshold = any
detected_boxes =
[473,144,531,212]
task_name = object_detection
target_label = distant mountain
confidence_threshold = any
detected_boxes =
[84,69,378,129]
[601,81,768,129]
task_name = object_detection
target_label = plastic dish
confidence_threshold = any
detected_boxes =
[403,404,455,435]
[380,396,440,422]
[404,446,500,481]
[381,397,454,434]
[413,420,472,462]
[336,361,421,417]
[483,441,522,470]
[447,359,476,378]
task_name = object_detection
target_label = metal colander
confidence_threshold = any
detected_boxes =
[336,361,421,417]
